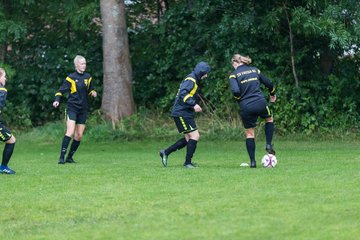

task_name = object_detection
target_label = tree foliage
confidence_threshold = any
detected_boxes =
[128,0,360,133]
[0,0,359,133]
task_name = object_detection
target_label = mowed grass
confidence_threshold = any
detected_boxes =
[0,138,359,240]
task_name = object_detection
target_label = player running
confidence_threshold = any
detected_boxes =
[159,61,211,168]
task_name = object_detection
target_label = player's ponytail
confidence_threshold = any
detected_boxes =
[231,54,252,65]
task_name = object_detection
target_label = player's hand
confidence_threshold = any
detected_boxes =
[53,101,59,108]
[270,95,276,103]
[91,91,97,97]
[194,104,202,112]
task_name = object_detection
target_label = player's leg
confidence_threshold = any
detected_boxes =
[58,112,76,164]
[240,108,257,168]
[183,129,200,168]
[159,117,189,167]
[0,125,16,174]
[264,116,275,154]
[245,128,256,168]
[66,111,87,163]
[261,104,275,154]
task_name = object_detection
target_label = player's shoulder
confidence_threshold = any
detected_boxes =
[0,85,7,93]
[83,72,91,78]
[67,72,77,79]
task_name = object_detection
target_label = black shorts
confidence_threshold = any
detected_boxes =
[67,110,88,124]
[240,101,272,129]
[0,122,12,142]
[173,117,197,133]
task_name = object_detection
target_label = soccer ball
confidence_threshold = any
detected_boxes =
[261,154,277,168]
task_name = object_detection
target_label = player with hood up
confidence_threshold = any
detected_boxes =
[159,61,211,168]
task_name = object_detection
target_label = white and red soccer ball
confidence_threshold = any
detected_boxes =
[261,154,277,168]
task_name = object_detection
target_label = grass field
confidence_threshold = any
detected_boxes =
[1,138,359,240]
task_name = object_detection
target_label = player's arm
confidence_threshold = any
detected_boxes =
[53,79,70,107]
[87,76,97,97]
[0,88,7,109]
[258,69,276,96]
[179,78,197,108]
[229,74,241,101]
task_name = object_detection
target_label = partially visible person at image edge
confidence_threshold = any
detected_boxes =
[53,55,97,164]
[228,54,276,168]
[0,68,17,174]
[159,61,211,168]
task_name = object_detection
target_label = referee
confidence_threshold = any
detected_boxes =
[160,61,211,168]
[229,54,276,168]
[53,55,97,164]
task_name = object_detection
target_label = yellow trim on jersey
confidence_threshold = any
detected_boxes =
[55,92,62,96]
[0,88,7,92]
[88,90,95,96]
[266,106,271,115]
[88,77,92,89]
[234,96,241,100]
[229,75,236,79]
[258,69,261,74]
[66,77,77,94]
[270,87,276,94]
[183,77,198,103]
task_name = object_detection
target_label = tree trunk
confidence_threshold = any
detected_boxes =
[100,0,135,126]
[284,5,299,89]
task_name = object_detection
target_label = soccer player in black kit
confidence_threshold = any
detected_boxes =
[53,55,97,164]
[0,68,17,174]
[229,54,276,168]
[159,61,211,168]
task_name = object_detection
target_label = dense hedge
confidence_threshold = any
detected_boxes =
[0,0,359,134]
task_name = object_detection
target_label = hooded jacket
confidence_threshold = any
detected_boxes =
[171,62,211,118]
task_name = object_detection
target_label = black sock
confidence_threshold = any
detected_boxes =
[165,138,188,155]
[265,122,274,145]
[67,140,81,160]
[2,143,15,166]
[185,139,197,165]
[59,135,71,160]
[246,138,255,163]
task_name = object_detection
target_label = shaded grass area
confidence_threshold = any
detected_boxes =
[1,138,359,239]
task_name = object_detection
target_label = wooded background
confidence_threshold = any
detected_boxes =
[0,0,359,133]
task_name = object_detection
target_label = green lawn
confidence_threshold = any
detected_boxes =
[1,138,359,240]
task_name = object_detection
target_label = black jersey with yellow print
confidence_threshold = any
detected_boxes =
[54,71,95,112]
[229,64,275,109]
[0,84,13,141]
[171,62,211,118]
[0,84,7,110]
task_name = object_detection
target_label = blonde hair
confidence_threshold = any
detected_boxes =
[231,54,252,65]
[74,55,86,65]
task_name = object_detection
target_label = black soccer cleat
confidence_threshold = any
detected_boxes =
[266,144,276,155]
[159,150,168,167]
[58,158,65,164]
[183,163,198,169]
[65,157,76,163]
[250,161,257,168]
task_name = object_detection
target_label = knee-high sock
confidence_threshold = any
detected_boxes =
[246,138,255,163]
[59,135,71,160]
[185,139,197,164]
[67,140,81,159]
[2,143,15,166]
[265,122,274,145]
[165,138,187,155]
